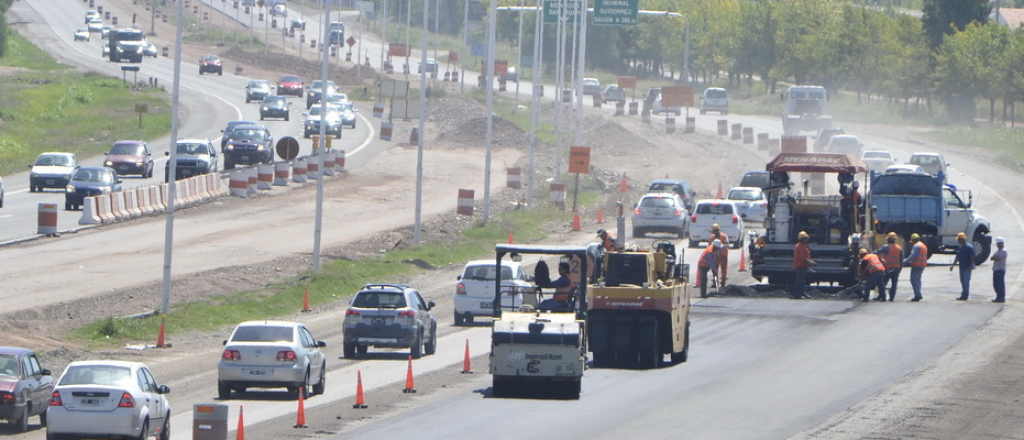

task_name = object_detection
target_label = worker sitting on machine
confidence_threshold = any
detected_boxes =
[538,262,576,311]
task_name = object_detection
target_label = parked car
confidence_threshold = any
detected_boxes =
[825,134,863,156]
[647,178,697,211]
[165,139,218,182]
[245,79,272,103]
[277,75,304,97]
[453,260,533,326]
[581,77,601,96]
[29,152,79,192]
[199,54,223,75]
[46,361,171,440]
[343,283,437,359]
[725,186,768,225]
[218,320,326,399]
[104,140,154,178]
[223,124,274,169]
[85,9,100,23]
[500,66,518,82]
[643,87,661,111]
[100,25,113,39]
[813,127,846,152]
[908,152,948,178]
[860,150,897,173]
[632,192,690,238]
[74,28,90,42]
[322,92,349,107]
[65,166,122,211]
[0,347,53,432]
[652,93,682,115]
[260,95,290,121]
[270,3,287,16]
[87,19,103,33]
[688,199,744,249]
[700,87,729,115]
[739,170,771,190]
[303,104,342,139]
[418,58,438,74]
[305,79,337,109]
[219,120,257,151]
[336,101,357,129]
[601,85,626,103]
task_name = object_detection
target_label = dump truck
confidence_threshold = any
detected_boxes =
[489,244,590,399]
[866,169,992,265]
[587,240,691,369]
[748,152,867,286]
[782,85,832,135]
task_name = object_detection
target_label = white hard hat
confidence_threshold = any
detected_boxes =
[712,239,723,248]
[996,237,1005,244]
[852,181,860,188]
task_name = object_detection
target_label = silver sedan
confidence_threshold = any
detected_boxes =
[217,320,327,399]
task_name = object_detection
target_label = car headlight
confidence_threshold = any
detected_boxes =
[262,106,269,111]
[99,186,112,194]
[226,145,235,151]
[66,184,75,193]
[104,161,113,167]
[257,145,265,152]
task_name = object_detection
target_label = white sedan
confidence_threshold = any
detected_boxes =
[87,19,103,33]
[861,150,896,173]
[218,320,327,399]
[73,28,90,42]
[47,361,171,440]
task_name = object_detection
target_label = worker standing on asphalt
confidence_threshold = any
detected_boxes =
[902,233,928,301]
[698,239,724,299]
[876,232,904,301]
[859,248,886,302]
[792,231,816,299]
[950,232,975,301]
[990,237,1007,303]
[709,223,729,286]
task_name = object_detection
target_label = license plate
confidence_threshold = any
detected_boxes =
[372,318,384,325]
[240,156,249,161]
[480,302,492,308]
[119,165,129,171]
[245,369,269,376]
[45,179,55,185]
[80,398,102,405]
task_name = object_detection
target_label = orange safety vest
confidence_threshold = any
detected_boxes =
[911,242,929,267]
[698,245,716,269]
[862,253,884,274]
[553,279,577,302]
[880,244,902,270]
[711,231,729,255]
[602,234,617,251]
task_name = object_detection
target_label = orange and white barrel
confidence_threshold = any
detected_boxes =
[380,122,393,141]
[336,150,346,172]
[274,161,290,186]
[38,203,58,235]
[732,123,742,140]
[758,132,769,150]
[372,102,384,118]
[229,169,248,197]
[686,117,696,134]
[257,164,274,190]
[322,152,336,177]
[457,189,474,216]
[292,157,308,184]
[666,117,676,134]
[507,167,522,189]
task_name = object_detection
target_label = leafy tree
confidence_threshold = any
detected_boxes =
[932,22,1009,122]
[921,0,990,49]
[734,0,777,92]
[0,0,13,58]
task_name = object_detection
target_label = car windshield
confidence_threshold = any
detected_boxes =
[73,169,113,183]
[60,365,132,387]
[263,97,286,106]
[728,189,762,200]
[176,143,209,155]
[226,121,253,132]
[463,265,514,281]
[640,197,676,208]
[119,32,144,41]
[353,292,407,308]
[863,152,891,159]
[231,325,294,342]
[649,183,684,194]
[110,143,145,155]
[335,102,353,111]
[740,172,770,189]
[280,75,300,83]
[310,80,336,90]
[706,89,727,98]
[202,56,219,62]
[36,155,71,166]
[697,203,734,215]
[250,81,269,89]
[230,129,266,142]
[309,106,338,118]
[0,355,19,376]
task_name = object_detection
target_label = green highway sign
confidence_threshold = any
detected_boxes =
[543,0,581,24]
[593,0,638,25]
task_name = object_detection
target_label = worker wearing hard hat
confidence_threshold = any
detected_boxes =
[990,237,1007,303]
[597,229,623,252]
[902,233,929,302]
[875,232,904,301]
[709,223,730,286]
[949,232,975,301]
[698,239,724,299]
[792,231,816,299]
[859,248,886,302]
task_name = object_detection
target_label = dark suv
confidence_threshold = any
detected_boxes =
[306,79,337,109]
[165,139,218,182]
[222,124,274,169]
[343,284,437,359]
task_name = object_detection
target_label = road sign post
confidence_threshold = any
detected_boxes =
[569,146,590,212]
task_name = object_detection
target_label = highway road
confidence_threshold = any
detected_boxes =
[4,1,1024,439]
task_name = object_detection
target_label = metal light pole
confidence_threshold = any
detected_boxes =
[405,0,411,78]
[161,0,186,316]
[527,0,543,207]
[415,0,430,243]
[312,0,331,274]
[513,0,523,113]
[483,0,498,222]
[150,0,157,36]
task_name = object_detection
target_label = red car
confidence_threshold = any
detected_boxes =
[277,75,303,97]
[0,347,53,432]
[104,140,154,178]
[199,54,223,75]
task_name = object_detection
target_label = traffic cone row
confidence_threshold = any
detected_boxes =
[294,387,307,428]
[403,356,417,393]
[461,339,473,374]
[301,282,311,313]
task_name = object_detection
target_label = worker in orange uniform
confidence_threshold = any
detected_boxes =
[709,223,729,286]
[597,228,623,252]
[875,232,904,301]
[792,231,816,299]
[698,239,724,299]
[859,248,886,302]
[540,262,576,310]
[902,233,928,301]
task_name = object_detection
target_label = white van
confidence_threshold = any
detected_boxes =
[700,87,729,115]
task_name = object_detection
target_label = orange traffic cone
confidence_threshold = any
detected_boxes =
[353,371,368,408]
[620,173,628,193]
[508,227,514,244]
[597,206,604,224]
[301,282,311,313]
[235,405,245,440]
[461,339,473,374]
[156,315,167,348]
[739,247,748,272]
[294,387,307,428]
[403,356,417,393]
[716,181,723,199]
[571,211,581,231]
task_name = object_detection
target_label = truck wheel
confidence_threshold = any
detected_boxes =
[343,343,355,358]
[454,311,465,326]
[637,320,660,369]
[492,376,509,397]
[688,239,701,249]
[564,378,581,400]
[614,323,632,368]
[972,231,992,266]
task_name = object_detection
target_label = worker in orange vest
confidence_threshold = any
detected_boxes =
[792,231,816,299]
[859,248,886,302]
[875,232,904,301]
[709,223,729,286]
[902,233,928,302]
[597,228,623,252]
[698,239,724,299]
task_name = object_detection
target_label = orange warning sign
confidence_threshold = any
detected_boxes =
[569,146,591,174]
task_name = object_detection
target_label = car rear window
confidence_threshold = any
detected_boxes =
[696,203,734,215]
[728,189,761,200]
[740,172,770,189]
[640,197,676,208]
[462,265,513,281]
[60,365,131,387]
[231,325,294,342]
[353,292,407,308]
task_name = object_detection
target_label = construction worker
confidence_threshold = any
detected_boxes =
[990,237,1007,303]
[902,233,928,301]
[540,262,576,310]
[792,231,816,299]
[698,239,724,299]
[709,223,729,285]
[859,248,886,302]
[950,232,975,300]
[875,232,904,301]
[597,229,623,252]
[840,181,862,234]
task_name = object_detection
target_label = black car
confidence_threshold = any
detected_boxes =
[199,54,223,75]
[0,347,53,432]
[220,120,257,151]
[165,139,218,182]
[65,166,122,211]
[223,124,274,169]
[260,95,290,121]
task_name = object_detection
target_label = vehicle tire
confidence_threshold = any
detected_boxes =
[638,320,660,369]
[199,69,203,75]
[972,230,992,266]
[312,363,326,395]
[12,405,28,432]
[304,131,310,139]
[424,325,437,355]
[285,114,290,122]
[296,371,310,399]
[29,186,35,193]
[259,114,264,121]
[613,324,632,368]
[632,228,642,238]
[733,239,742,249]
[246,97,251,104]
[135,418,149,440]
[677,228,686,239]
[218,70,223,76]
[39,410,46,427]
[65,203,72,211]
[218,381,231,399]
[688,239,701,249]
[224,162,234,170]
[565,378,581,400]
[159,412,171,440]
[453,311,465,326]
[299,90,304,98]
[335,132,341,139]
[356,345,368,354]
[343,342,355,358]
[410,330,423,359]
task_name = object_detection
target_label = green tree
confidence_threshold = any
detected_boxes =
[921,0,990,50]
[933,22,1008,122]
[734,0,777,92]
[0,0,13,58]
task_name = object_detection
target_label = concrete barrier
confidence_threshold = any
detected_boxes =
[335,150,345,173]
[306,156,320,180]
[410,127,419,145]
[38,203,58,235]
[372,102,384,118]
[257,164,274,190]
[685,117,696,134]
[629,102,638,116]
[292,157,308,184]
[731,123,742,140]
[718,119,728,136]
[758,132,769,150]
[743,127,754,144]
[457,189,474,215]
[380,122,393,141]
[229,169,248,197]
[246,167,257,196]
[96,194,115,223]
[550,183,566,210]
[79,197,102,225]
[641,109,651,124]
[615,101,624,116]
[136,188,155,216]
[274,162,290,186]
[150,186,166,211]
[111,192,128,221]
[666,117,676,134]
